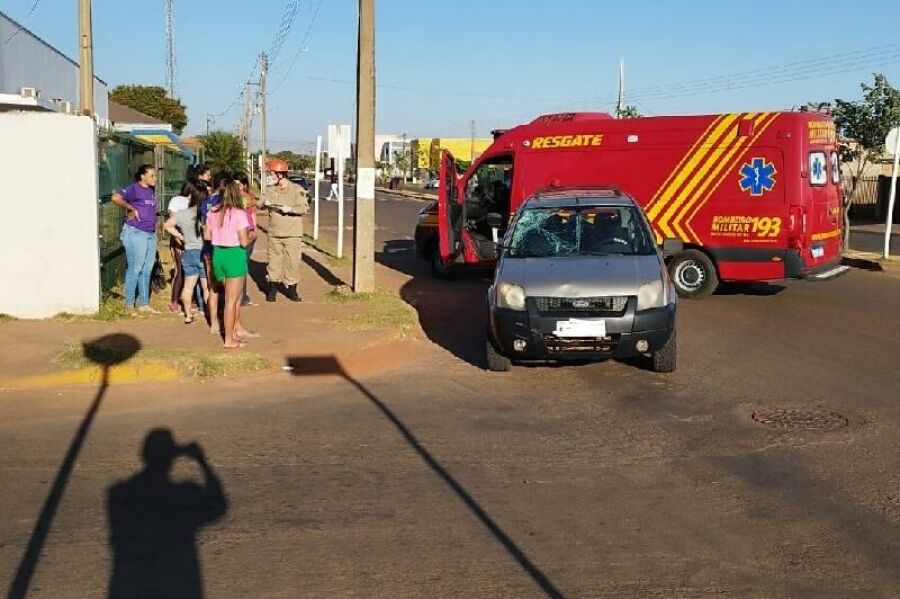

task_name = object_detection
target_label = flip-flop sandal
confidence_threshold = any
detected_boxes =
[184,315,195,324]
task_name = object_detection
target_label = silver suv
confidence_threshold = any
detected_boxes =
[486,188,679,372]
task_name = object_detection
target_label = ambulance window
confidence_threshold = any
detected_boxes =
[830,152,840,184]
[809,152,827,186]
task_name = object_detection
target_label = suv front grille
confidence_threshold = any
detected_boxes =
[543,333,620,354]
[534,296,628,314]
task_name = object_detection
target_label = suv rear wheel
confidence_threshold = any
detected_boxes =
[669,250,718,298]
[652,331,676,373]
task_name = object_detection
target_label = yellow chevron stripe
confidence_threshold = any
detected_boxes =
[671,113,760,240]
[682,112,778,243]
[655,113,743,238]
[683,112,780,243]
[644,115,729,220]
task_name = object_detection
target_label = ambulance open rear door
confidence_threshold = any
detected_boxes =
[437,150,463,264]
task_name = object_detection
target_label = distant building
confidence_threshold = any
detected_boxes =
[410,137,493,174]
[0,10,108,119]
[109,101,194,160]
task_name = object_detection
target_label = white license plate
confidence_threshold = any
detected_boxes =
[555,319,606,338]
[811,245,825,259]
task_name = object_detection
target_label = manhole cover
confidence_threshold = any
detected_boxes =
[751,409,848,432]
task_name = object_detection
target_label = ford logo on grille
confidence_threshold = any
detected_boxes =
[572,299,590,308]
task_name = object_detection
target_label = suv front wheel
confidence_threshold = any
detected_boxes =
[486,339,512,372]
[652,331,676,373]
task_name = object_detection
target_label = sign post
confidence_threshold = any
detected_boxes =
[313,135,322,240]
[328,124,351,258]
[884,126,900,259]
[337,143,344,259]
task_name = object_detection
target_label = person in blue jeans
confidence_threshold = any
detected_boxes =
[112,165,161,313]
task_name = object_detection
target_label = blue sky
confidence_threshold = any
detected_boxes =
[5,0,900,153]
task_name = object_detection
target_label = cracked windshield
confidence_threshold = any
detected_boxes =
[507,205,656,258]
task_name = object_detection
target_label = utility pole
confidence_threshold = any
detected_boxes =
[259,52,269,195]
[77,0,94,117]
[206,114,213,136]
[240,82,251,173]
[616,58,625,117]
[353,0,376,293]
[164,0,177,98]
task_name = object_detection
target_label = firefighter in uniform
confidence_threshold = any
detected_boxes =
[261,158,309,302]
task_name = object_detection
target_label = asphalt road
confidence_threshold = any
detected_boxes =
[3,192,900,597]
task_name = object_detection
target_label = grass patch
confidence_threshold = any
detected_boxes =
[325,289,416,333]
[303,235,352,267]
[57,342,271,378]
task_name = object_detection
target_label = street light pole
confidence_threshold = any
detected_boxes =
[353,0,376,293]
[77,0,94,117]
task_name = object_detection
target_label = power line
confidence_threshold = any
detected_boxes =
[269,0,324,94]
[3,0,41,44]
[268,0,301,63]
[302,75,570,102]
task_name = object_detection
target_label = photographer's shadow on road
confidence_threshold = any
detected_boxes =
[106,429,228,599]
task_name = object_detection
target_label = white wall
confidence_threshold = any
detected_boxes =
[0,112,99,318]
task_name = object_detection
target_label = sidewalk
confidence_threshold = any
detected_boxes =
[850,223,900,237]
[0,217,417,389]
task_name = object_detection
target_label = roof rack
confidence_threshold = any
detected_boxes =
[532,185,624,198]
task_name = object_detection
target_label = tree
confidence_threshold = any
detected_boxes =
[393,150,410,180]
[200,131,244,174]
[109,85,188,133]
[272,150,314,172]
[616,105,641,119]
[833,74,900,249]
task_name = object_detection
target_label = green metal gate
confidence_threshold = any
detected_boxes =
[97,133,191,294]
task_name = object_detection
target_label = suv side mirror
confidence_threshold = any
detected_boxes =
[486,212,503,229]
[662,238,683,257]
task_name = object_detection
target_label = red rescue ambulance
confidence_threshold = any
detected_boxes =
[418,111,845,297]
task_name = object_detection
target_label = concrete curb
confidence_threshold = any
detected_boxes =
[0,328,405,391]
[375,187,435,203]
[0,363,180,390]
[842,250,900,275]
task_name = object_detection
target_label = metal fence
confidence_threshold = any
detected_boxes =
[97,133,191,294]
[843,176,879,205]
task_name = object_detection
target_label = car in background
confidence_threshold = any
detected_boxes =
[423,178,439,189]
[288,175,310,191]
[486,187,679,373]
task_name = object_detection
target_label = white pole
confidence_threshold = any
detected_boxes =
[314,135,322,240]
[884,142,900,259]
[337,143,345,259]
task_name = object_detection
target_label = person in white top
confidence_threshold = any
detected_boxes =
[167,181,196,313]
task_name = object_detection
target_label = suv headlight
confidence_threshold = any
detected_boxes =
[496,282,526,311]
[637,279,665,311]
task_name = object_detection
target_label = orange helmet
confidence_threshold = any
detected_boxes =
[266,158,289,173]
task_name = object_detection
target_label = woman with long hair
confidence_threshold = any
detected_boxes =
[234,172,258,306]
[111,164,160,313]
[204,181,254,348]
[166,180,196,313]
[164,184,209,323]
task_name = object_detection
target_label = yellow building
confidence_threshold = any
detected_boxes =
[411,137,494,173]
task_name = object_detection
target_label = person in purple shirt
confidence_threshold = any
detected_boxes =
[112,165,161,313]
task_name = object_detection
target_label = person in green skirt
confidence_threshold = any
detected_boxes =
[204,181,255,348]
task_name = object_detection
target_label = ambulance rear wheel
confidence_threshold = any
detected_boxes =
[429,244,454,280]
[669,250,718,298]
